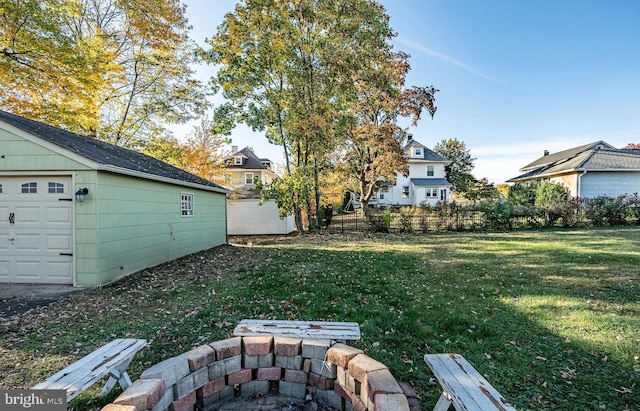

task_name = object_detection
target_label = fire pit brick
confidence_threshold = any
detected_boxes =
[327,343,364,368]
[227,369,252,385]
[179,345,216,371]
[169,391,195,411]
[256,366,283,381]
[242,336,273,355]
[102,332,415,411]
[274,336,302,356]
[210,337,242,360]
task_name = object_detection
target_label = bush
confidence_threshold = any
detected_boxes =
[398,207,415,233]
[477,199,513,230]
[366,207,395,232]
[583,196,627,226]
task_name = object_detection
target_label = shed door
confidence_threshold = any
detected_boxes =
[0,176,73,284]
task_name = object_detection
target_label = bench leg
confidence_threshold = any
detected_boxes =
[433,391,453,411]
[99,358,135,397]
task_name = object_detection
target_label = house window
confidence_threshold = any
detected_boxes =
[48,182,65,194]
[379,192,384,200]
[414,148,422,158]
[0,184,3,194]
[21,182,37,193]
[245,173,254,185]
[402,186,409,198]
[181,193,194,217]
[440,189,448,201]
[427,165,434,176]
[234,157,242,165]
[426,188,437,198]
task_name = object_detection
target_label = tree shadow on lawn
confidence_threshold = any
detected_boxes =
[0,234,638,410]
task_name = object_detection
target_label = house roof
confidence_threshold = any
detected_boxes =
[404,139,450,163]
[520,141,615,171]
[0,110,229,193]
[410,178,451,187]
[508,141,640,182]
[230,147,272,171]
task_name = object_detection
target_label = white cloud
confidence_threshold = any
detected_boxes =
[395,37,507,84]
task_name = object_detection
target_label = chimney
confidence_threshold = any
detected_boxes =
[231,145,238,153]
[543,150,549,156]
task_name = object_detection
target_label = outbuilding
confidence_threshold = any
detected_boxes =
[0,111,229,287]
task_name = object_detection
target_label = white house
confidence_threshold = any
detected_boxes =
[507,141,640,198]
[218,146,294,235]
[376,136,452,207]
[215,146,278,190]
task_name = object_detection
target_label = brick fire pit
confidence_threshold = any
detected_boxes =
[100,336,419,411]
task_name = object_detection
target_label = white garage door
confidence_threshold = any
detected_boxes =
[0,176,74,284]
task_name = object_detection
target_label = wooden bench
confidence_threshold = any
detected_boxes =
[233,319,361,341]
[424,353,516,411]
[32,338,147,401]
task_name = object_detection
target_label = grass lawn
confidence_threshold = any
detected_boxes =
[1,228,639,410]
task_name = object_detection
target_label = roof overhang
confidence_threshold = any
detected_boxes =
[99,165,231,194]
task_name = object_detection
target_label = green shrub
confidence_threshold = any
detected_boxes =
[583,196,627,226]
[477,199,513,230]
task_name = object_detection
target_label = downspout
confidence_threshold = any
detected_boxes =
[577,170,587,198]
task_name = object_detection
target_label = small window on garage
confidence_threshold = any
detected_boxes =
[181,193,194,217]
[48,182,65,194]
[0,183,3,194]
[21,182,37,193]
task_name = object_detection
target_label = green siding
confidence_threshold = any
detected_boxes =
[93,173,226,286]
[1,127,226,287]
[0,129,92,171]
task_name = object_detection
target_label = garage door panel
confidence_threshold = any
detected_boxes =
[13,206,40,223]
[15,261,41,278]
[46,234,72,251]
[46,206,72,223]
[0,176,73,284]
[15,234,40,251]
[45,262,73,280]
[0,260,9,278]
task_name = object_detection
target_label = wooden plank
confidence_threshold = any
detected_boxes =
[32,338,147,401]
[233,319,361,340]
[424,354,516,411]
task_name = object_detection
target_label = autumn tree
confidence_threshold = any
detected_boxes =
[340,49,437,210]
[0,0,109,132]
[434,138,476,194]
[204,0,412,232]
[143,117,229,182]
[1,0,207,147]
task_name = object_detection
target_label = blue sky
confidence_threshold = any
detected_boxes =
[179,0,640,184]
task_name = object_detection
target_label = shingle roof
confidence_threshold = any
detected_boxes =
[0,110,228,192]
[230,147,270,170]
[520,141,615,171]
[508,141,640,182]
[410,178,451,187]
[404,139,450,162]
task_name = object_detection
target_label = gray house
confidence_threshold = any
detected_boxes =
[508,141,640,198]
[0,110,229,287]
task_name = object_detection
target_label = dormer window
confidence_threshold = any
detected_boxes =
[413,148,423,158]
[234,157,242,165]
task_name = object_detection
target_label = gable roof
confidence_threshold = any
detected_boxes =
[0,110,228,193]
[520,141,616,172]
[508,141,640,182]
[229,147,272,171]
[404,139,450,163]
